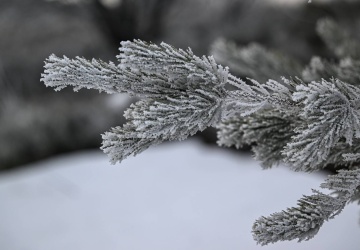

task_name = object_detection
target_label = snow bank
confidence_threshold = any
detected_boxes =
[0,139,359,250]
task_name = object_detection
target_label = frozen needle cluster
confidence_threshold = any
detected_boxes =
[41,18,360,245]
[42,40,228,163]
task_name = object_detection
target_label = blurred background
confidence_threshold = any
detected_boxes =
[1,0,360,249]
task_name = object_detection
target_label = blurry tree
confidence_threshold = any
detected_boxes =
[0,0,128,170]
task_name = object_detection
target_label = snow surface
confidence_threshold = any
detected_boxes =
[0,139,359,250]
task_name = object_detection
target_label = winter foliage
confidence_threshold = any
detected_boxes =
[43,40,228,163]
[253,168,360,245]
[41,14,360,246]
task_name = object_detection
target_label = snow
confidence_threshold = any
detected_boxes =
[0,139,359,250]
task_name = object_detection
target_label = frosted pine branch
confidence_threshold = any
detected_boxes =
[253,168,360,245]
[216,117,246,150]
[42,40,230,99]
[41,40,302,166]
[253,192,339,245]
[218,110,297,168]
[343,152,360,162]
[42,40,302,164]
[101,123,162,164]
[220,77,360,171]
[42,40,230,163]
[102,41,229,163]
[224,77,299,118]
[41,55,129,93]
[102,92,225,163]
[284,79,360,171]
[42,37,360,244]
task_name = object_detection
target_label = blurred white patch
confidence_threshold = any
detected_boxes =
[269,0,333,5]
[105,93,132,110]
[100,0,123,9]
[46,0,89,4]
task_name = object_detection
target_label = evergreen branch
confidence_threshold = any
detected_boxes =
[101,124,161,164]
[343,152,360,162]
[42,40,229,163]
[41,55,125,93]
[253,168,360,245]
[42,40,302,164]
[41,37,360,244]
[218,110,297,168]
[284,79,360,171]
[224,77,299,118]
[117,40,230,91]
[320,140,360,168]
[216,117,246,150]
[102,91,224,163]
[41,40,229,98]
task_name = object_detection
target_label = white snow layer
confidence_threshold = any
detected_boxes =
[0,139,359,250]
